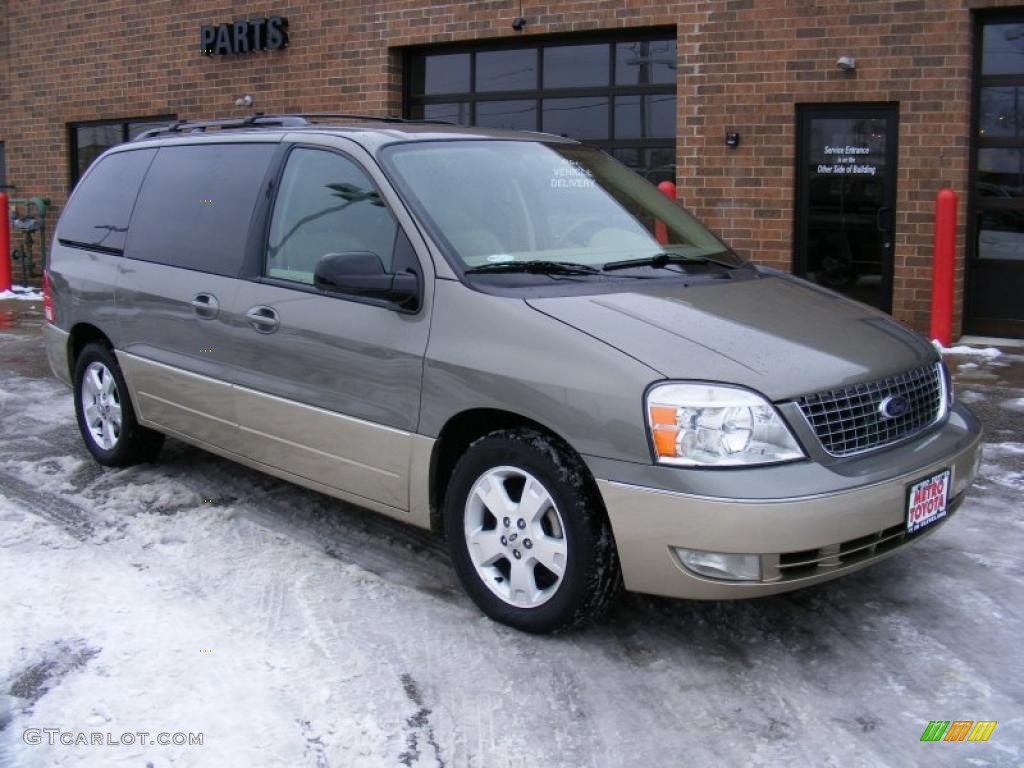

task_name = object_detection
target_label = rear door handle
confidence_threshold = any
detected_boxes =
[245,306,280,333]
[191,292,219,319]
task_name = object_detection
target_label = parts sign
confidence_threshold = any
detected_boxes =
[201,17,288,56]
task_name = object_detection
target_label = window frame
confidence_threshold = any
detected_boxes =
[256,142,422,314]
[68,115,176,189]
[403,30,677,183]
[971,14,1024,217]
[966,10,1024,335]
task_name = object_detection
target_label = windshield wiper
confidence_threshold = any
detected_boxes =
[602,251,739,272]
[464,260,603,276]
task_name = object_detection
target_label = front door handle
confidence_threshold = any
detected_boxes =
[191,293,219,319]
[245,306,280,333]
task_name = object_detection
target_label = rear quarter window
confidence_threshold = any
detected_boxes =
[126,143,277,277]
[57,148,157,253]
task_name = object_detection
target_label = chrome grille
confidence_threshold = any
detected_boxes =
[796,363,944,457]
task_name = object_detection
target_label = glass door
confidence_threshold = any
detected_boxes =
[968,16,1024,338]
[795,104,899,311]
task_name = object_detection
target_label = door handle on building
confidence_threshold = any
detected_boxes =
[876,206,893,233]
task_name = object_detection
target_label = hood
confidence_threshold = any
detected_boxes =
[525,271,937,401]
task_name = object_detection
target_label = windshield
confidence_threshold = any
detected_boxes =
[382,140,744,271]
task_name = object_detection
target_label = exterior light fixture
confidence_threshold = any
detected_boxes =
[836,56,856,71]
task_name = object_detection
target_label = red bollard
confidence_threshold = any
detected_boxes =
[0,192,10,293]
[655,181,677,246]
[929,188,957,347]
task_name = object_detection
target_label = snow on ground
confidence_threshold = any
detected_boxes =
[0,487,428,767]
[941,345,1003,358]
[0,287,43,302]
[1,324,1022,767]
[983,442,1024,457]
[957,389,986,404]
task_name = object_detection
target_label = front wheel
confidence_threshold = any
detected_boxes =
[73,343,164,466]
[444,428,620,633]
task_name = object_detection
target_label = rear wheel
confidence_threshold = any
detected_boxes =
[73,343,163,466]
[444,428,620,633]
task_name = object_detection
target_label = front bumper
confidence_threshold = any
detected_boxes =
[595,404,983,600]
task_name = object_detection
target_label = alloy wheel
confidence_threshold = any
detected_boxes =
[463,466,568,608]
[80,361,122,450]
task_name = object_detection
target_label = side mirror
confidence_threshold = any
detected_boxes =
[313,251,419,308]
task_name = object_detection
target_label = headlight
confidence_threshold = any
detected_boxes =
[647,383,805,467]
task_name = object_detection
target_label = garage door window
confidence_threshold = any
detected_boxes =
[406,34,677,184]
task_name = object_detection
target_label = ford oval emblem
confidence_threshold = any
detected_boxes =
[879,395,910,419]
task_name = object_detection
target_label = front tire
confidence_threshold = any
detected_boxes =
[444,428,620,633]
[73,342,164,466]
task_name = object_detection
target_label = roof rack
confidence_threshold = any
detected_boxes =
[133,112,452,140]
[291,112,452,124]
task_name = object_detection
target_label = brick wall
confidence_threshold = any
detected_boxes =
[0,0,1017,334]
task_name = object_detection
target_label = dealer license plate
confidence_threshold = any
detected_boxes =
[906,469,951,534]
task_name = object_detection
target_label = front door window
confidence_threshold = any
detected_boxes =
[266,148,398,284]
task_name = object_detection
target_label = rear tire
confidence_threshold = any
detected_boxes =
[444,428,620,633]
[73,343,164,466]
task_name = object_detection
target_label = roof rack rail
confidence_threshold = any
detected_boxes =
[133,114,310,140]
[133,112,453,140]
[288,112,453,125]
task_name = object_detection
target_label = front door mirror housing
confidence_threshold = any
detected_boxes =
[313,251,419,309]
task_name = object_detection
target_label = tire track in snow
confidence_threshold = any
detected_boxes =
[0,468,101,541]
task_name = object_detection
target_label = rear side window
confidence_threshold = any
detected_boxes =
[127,143,277,276]
[57,148,156,253]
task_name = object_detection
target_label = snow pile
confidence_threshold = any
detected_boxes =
[0,286,43,301]
[940,344,1002,359]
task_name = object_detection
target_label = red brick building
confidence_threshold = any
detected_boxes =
[2,1,1023,337]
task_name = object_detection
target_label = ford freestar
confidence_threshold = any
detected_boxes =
[43,115,983,632]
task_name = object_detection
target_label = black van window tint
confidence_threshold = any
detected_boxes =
[127,143,276,276]
[266,148,398,284]
[57,148,156,253]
